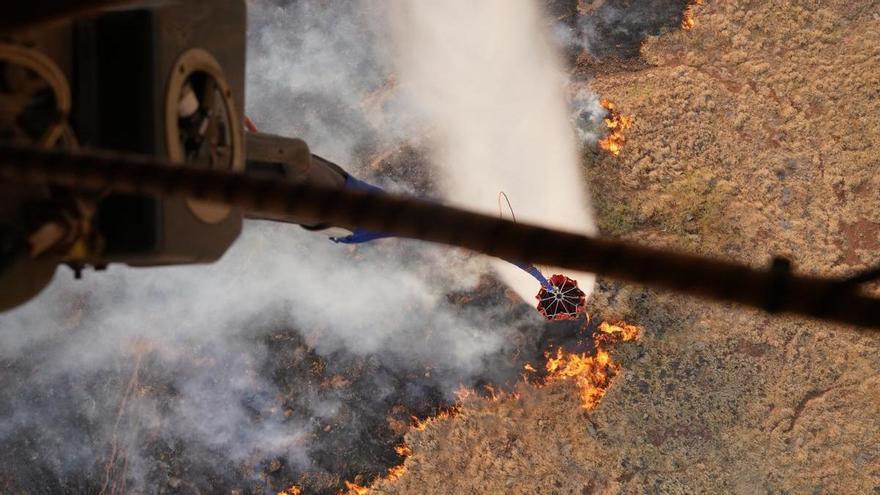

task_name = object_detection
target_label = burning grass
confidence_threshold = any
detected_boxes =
[338,444,412,494]
[341,481,370,495]
[597,99,633,156]
[337,319,642,493]
[543,321,641,409]
[681,0,705,31]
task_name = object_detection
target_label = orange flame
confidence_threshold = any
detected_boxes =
[341,320,641,493]
[339,442,414,493]
[598,321,641,341]
[395,444,413,457]
[597,99,633,157]
[385,464,407,481]
[544,321,641,409]
[278,486,302,495]
[341,481,370,495]
[411,405,460,431]
[681,0,704,31]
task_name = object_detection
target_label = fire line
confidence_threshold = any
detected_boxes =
[335,320,642,494]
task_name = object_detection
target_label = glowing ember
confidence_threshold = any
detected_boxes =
[597,99,633,156]
[681,0,704,31]
[544,321,641,409]
[278,486,302,495]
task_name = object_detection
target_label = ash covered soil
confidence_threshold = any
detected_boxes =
[376,2,880,494]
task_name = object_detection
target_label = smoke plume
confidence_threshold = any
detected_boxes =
[387,0,599,302]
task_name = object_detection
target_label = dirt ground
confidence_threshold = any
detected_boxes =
[370,1,880,493]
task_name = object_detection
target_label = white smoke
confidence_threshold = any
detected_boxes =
[0,0,606,491]
[246,0,419,166]
[571,87,607,145]
[0,220,514,489]
[387,0,598,301]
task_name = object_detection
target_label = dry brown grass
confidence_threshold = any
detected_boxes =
[374,2,880,493]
